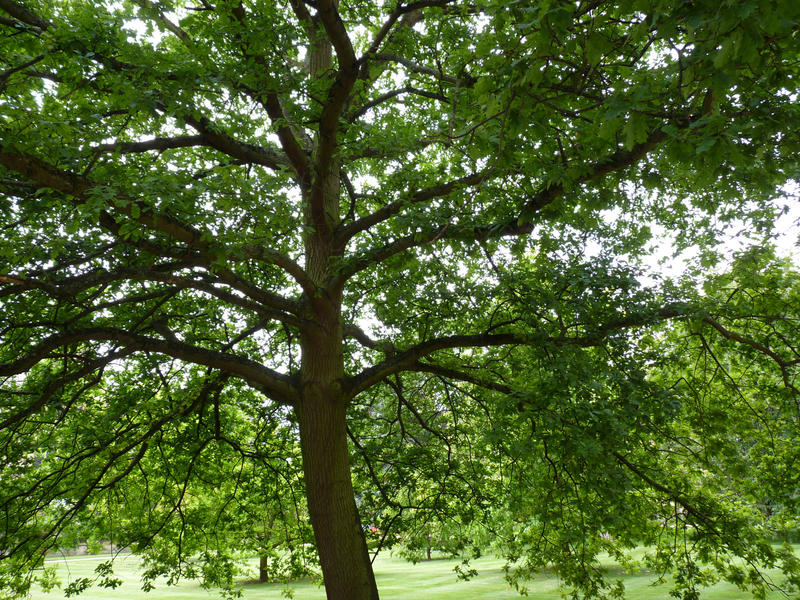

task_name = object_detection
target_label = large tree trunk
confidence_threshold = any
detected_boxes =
[297,395,379,600]
[296,56,377,593]
[297,220,378,599]
[259,554,269,584]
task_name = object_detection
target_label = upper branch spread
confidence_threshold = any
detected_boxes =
[339,127,670,280]
[0,147,309,304]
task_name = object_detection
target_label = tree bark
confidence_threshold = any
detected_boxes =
[295,41,378,591]
[297,219,378,599]
[297,395,379,600]
[259,554,269,584]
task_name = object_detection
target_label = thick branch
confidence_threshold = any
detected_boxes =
[348,333,551,397]
[343,323,392,351]
[90,136,206,155]
[345,135,440,162]
[181,117,291,170]
[287,0,315,41]
[0,0,50,30]
[347,306,687,396]
[359,4,405,61]
[0,328,298,404]
[315,0,355,69]
[239,246,315,296]
[311,0,359,237]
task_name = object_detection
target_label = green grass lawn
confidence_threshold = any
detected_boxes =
[28,552,795,600]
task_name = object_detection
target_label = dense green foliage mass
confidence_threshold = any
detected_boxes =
[1,1,799,599]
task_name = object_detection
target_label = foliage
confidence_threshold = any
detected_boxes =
[1,1,800,599]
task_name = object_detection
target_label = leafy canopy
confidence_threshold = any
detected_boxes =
[1,0,799,599]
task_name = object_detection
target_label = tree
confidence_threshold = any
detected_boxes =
[1,0,799,599]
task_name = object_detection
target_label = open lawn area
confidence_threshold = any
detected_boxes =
[29,551,796,600]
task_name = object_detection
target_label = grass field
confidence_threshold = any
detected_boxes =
[28,552,795,600]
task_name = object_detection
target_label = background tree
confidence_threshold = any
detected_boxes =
[1,1,799,600]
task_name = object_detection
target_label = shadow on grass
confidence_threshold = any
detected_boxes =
[237,576,315,587]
